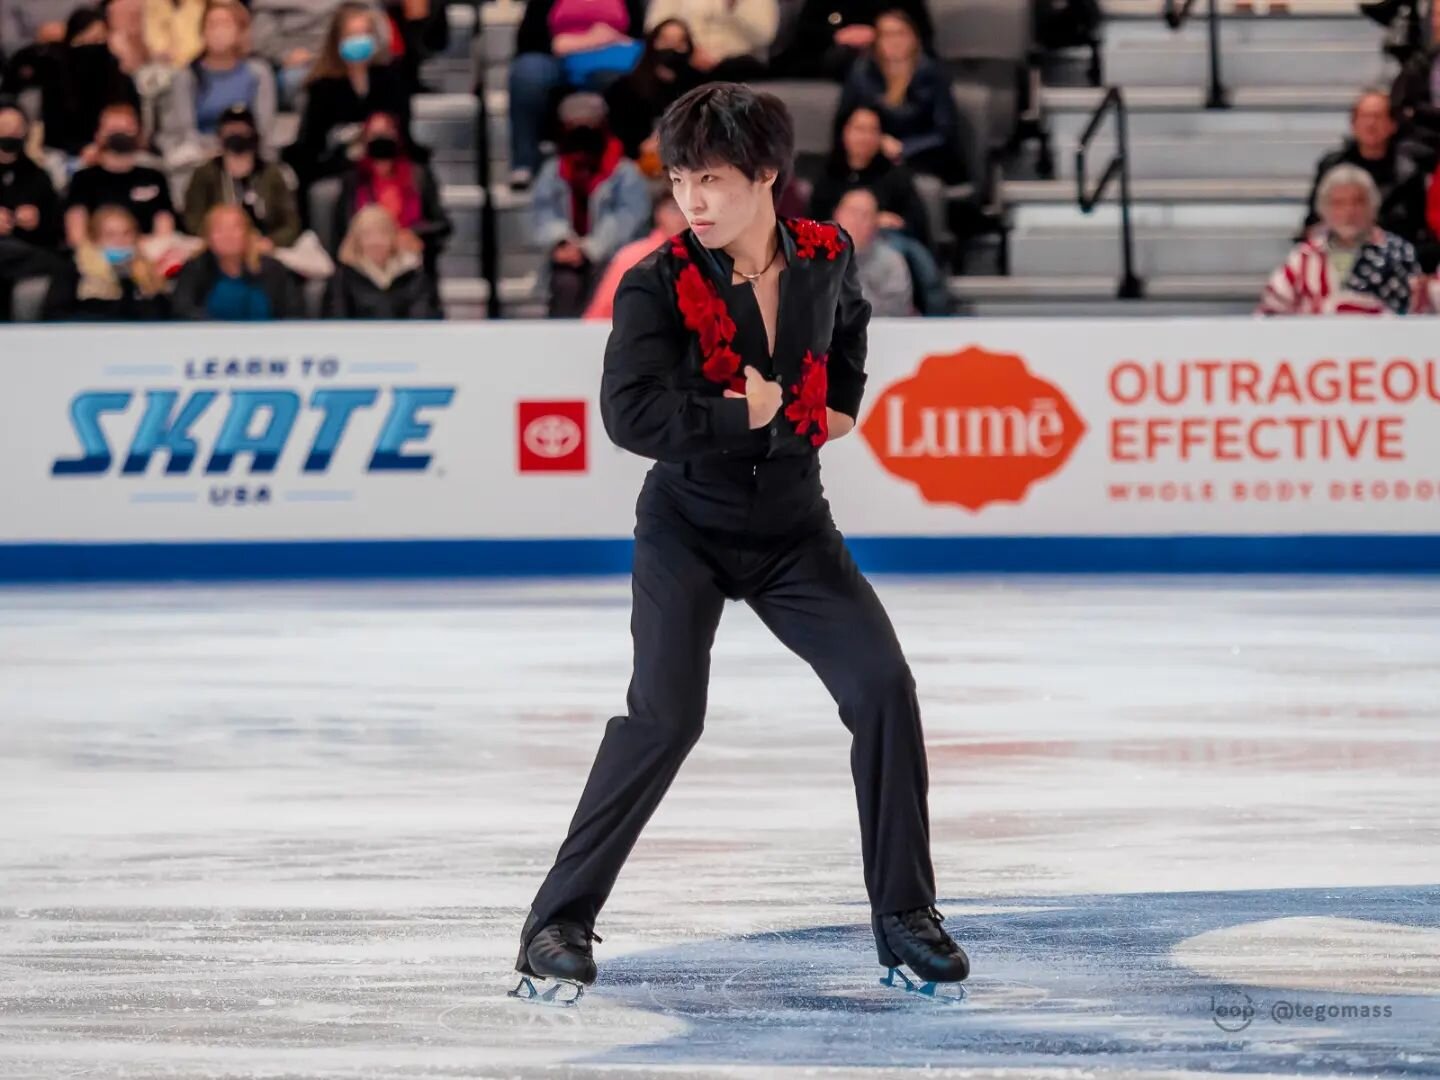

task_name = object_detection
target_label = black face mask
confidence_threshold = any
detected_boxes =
[560,125,606,156]
[653,48,692,70]
[104,132,140,154]
[0,135,24,156]
[366,136,399,161]
[221,132,258,155]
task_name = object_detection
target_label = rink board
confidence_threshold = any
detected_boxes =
[3,318,1440,579]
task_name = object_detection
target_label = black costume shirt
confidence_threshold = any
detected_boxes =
[600,217,871,464]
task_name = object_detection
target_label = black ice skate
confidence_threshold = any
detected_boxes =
[873,905,969,1000]
[509,910,601,1007]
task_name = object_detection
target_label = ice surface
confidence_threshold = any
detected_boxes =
[0,577,1437,1078]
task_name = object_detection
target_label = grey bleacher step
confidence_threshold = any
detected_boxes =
[1056,132,1338,180]
[1005,177,1311,204]
[1102,9,1379,43]
[1102,0,1369,18]
[950,271,1262,302]
[1103,41,1392,87]
[1043,84,1360,114]
[1046,95,1349,145]
[1010,226,1293,276]
[964,297,1255,316]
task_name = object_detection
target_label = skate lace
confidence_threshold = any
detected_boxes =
[556,921,603,948]
[901,905,957,951]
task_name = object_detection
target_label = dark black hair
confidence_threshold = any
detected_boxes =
[657,82,795,193]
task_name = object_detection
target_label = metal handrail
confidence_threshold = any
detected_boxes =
[1164,0,1229,109]
[1075,86,1143,299]
[466,0,501,318]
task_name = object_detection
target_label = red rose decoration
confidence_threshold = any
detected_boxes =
[703,344,743,385]
[785,350,829,446]
[673,245,744,390]
[789,218,845,261]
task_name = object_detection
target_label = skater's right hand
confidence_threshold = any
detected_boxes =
[724,365,783,430]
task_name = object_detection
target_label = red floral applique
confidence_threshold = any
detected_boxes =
[785,350,829,446]
[672,237,743,388]
[788,218,846,261]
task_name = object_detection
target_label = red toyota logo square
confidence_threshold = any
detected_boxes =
[518,400,587,473]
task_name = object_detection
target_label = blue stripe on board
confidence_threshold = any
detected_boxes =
[2,535,1439,582]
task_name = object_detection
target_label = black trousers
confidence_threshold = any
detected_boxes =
[528,454,937,935]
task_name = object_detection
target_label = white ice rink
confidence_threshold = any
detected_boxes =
[0,577,1437,1079]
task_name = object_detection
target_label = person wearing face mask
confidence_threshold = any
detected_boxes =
[0,99,65,320]
[43,203,170,320]
[249,0,386,107]
[157,0,278,166]
[1260,164,1429,316]
[531,91,649,318]
[172,203,303,319]
[644,0,778,79]
[604,19,703,160]
[336,110,448,281]
[0,8,140,159]
[286,3,417,186]
[65,102,177,250]
[183,105,301,249]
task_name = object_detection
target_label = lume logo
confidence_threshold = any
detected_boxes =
[51,387,455,476]
[860,347,1086,511]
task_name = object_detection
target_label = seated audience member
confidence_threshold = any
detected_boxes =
[532,91,649,317]
[183,104,301,248]
[835,8,964,183]
[1305,88,1431,266]
[145,0,207,68]
[644,0,777,80]
[386,0,450,95]
[1391,2,1440,167]
[251,0,383,106]
[584,189,686,319]
[832,185,911,316]
[1261,164,1427,315]
[812,105,930,247]
[66,102,176,248]
[1,0,77,50]
[336,110,448,271]
[287,3,415,185]
[157,0,277,164]
[104,0,150,74]
[323,202,439,317]
[1,8,140,159]
[42,203,169,319]
[0,100,65,317]
[172,202,303,318]
[771,0,933,81]
[604,20,703,161]
[507,0,647,189]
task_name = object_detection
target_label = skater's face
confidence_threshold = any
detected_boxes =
[668,163,777,248]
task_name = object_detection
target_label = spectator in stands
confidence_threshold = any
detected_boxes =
[251,0,384,106]
[287,3,415,185]
[1,0,76,51]
[0,100,65,319]
[584,188,685,319]
[1261,164,1427,316]
[835,8,964,183]
[832,185,911,316]
[157,0,277,166]
[386,0,450,96]
[812,105,930,247]
[183,104,301,248]
[336,110,449,273]
[507,0,646,190]
[172,203,304,318]
[1391,1,1440,167]
[644,0,778,80]
[66,102,176,248]
[770,0,933,81]
[533,91,648,317]
[1304,88,1432,268]
[1,8,140,159]
[42,203,169,319]
[604,19,703,162]
[323,202,440,317]
[104,0,150,74]
[144,0,207,68]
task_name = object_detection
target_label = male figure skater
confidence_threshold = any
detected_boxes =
[513,83,969,1004]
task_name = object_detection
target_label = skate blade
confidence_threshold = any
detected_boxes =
[508,973,585,1007]
[880,966,966,1003]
